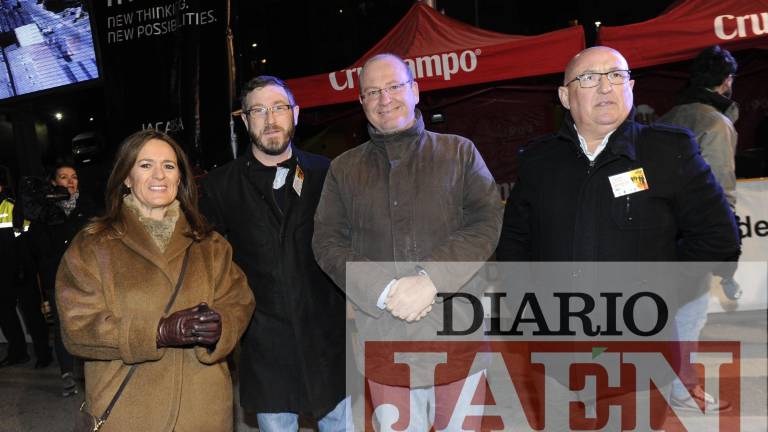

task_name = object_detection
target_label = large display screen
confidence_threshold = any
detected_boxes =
[0,0,99,100]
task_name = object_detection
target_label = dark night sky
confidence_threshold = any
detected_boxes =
[0,0,685,176]
[236,0,678,81]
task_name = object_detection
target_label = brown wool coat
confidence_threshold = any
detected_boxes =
[56,207,255,432]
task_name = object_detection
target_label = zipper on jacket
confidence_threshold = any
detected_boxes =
[256,190,288,245]
[586,159,596,175]
[276,188,290,246]
[574,152,620,260]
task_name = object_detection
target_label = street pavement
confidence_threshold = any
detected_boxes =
[0,310,765,431]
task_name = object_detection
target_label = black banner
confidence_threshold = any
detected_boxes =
[92,0,231,168]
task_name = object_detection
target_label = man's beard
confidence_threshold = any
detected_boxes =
[251,122,295,156]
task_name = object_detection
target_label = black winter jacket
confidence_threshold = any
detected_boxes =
[29,194,99,293]
[200,149,346,417]
[497,111,740,264]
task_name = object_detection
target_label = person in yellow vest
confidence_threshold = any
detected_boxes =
[0,165,45,368]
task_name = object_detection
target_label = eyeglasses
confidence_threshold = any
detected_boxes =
[244,104,294,118]
[361,80,413,101]
[565,70,632,88]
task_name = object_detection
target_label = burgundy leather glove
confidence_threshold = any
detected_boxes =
[193,303,222,347]
[157,303,222,348]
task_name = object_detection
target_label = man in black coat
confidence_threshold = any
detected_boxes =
[497,46,739,264]
[496,47,740,429]
[200,76,347,431]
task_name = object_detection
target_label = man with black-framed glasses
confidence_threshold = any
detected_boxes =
[498,44,737,275]
[200,76,348,431]
[497,46,739,429]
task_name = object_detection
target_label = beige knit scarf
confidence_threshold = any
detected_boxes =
[123,194,180,252]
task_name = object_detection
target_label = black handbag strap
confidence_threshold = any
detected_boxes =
[96,247,192,426]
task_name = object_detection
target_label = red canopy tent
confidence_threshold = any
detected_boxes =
[287,3,584,109]
[596,0,768,168]
[597,0,768,68]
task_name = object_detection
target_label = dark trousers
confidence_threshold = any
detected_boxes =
[45,288,72,375]
[0,281,28,358]
[19,275,50,359]
[0,276,49,360]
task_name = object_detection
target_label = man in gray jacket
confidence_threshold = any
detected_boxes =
[659,45,739,412]
[661,45,738,209]
[313,53,503,430]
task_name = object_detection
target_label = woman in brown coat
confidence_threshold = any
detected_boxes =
[56,130,255,432]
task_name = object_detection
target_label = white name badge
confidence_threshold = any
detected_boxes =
[293,164,304,197]
[608,168,649,198]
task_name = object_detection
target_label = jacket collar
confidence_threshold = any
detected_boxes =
[678,86,735,115]
[241,144,300,170]
[367,109,426,160]
[241,146,304,190]
[118,205,192,280]
[240,147,306,220]
[558,108,638,161]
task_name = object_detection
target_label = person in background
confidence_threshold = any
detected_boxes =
[56,130,255,431]
[0,166,31,366]
[661,45,738,210]
[28,161,97,395]
[659,44,740,412]
[0,165,50,369]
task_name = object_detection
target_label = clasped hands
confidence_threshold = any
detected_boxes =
[157,302,221,348]
[385,274,437,322]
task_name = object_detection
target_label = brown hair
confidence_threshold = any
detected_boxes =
[48,158,77,184]
[241,75,296,111]
[85,130,211,240]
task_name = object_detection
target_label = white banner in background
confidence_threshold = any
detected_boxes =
[709,178,768,313]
